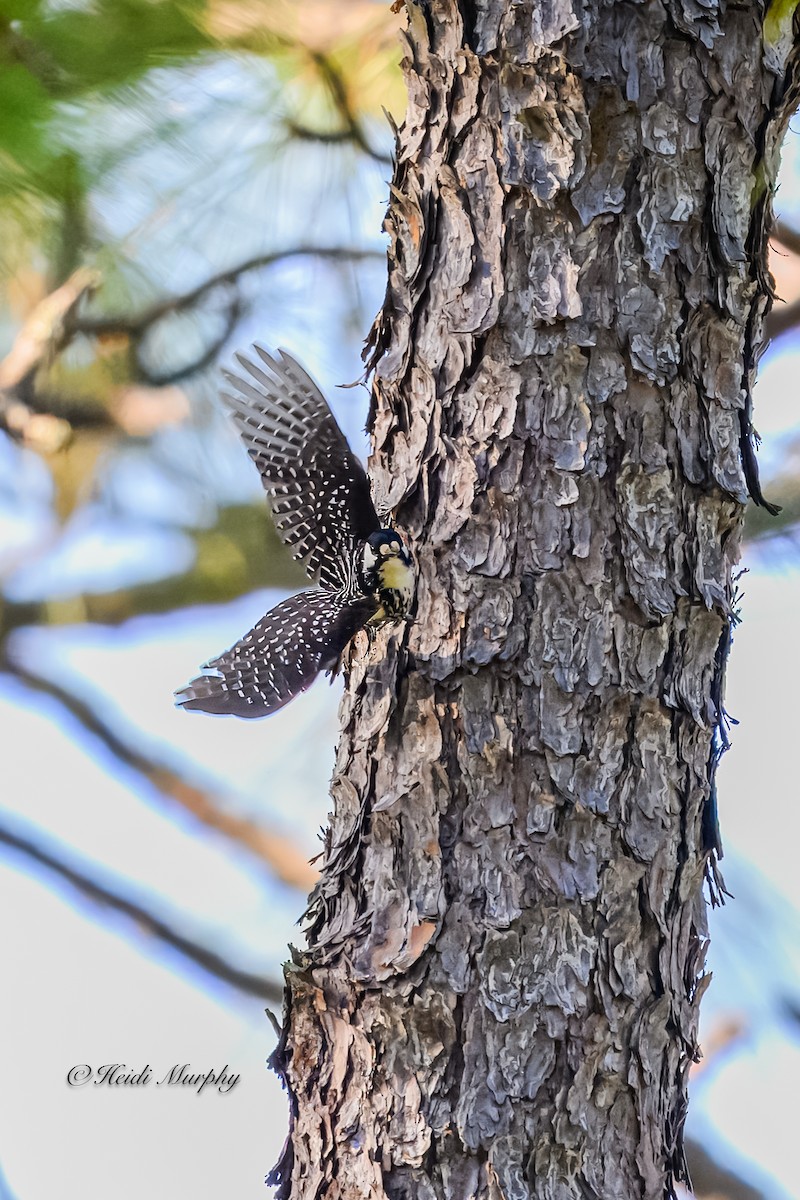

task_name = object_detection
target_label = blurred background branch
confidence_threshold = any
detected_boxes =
[0,819,283,1003]
[0,4,798,1200]
[2,653,317,891]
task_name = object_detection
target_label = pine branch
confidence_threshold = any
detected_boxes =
[3,656,318,892]
[0,819,284,1003]
[71,245,384,340]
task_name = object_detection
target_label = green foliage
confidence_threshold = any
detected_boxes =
[0,63,52,175]
[0,0,403,618]
[0,1,213,205]
[0,0,400,299]
[2,0,213,94]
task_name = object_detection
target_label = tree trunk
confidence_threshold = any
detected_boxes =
[270,4,800,1198]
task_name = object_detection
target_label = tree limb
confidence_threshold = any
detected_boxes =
[0,267,99,446]
[132,292,244,387]
[0,247,384,439]
[0,819,284,1003]
[305,51,394,167]
[71,245,385,340]
[771,219,800,259]
[765,295,800,340]
[0,503,307,640]
[684,1137,770,1200]
[285,121,361,148]
[766,220,800,340]
[2,655,318,892]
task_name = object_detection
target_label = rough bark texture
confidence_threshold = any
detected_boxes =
[270,3,800,1199]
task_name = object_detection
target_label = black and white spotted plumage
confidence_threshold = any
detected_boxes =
[176,346,412,718]
[177,590,379,717]
[222,347,380,591]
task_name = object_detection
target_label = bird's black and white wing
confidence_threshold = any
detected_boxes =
[175,590,378,718]
[221,346,380,591]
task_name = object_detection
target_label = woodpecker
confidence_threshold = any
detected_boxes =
[175,345,413,718]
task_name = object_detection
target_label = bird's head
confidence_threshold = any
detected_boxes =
[364,529,412,569]
[361,529,413,615]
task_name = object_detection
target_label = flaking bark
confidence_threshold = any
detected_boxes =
[270,3,800,1198]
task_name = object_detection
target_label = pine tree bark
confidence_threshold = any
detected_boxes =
[270,3,800,1198]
